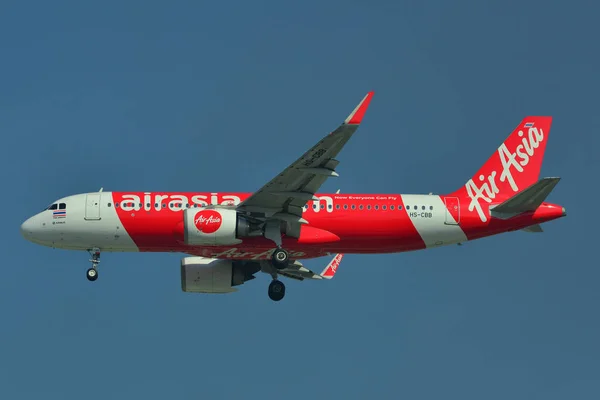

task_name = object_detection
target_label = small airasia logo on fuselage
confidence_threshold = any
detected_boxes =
[194,210,222,234]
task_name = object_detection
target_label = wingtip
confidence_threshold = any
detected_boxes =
[320,253,344,279]
[344,91,374,125]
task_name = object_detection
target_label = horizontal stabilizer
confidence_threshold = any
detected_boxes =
[522,224,544,233]
[490,177,561,220]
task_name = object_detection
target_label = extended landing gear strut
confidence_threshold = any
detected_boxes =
[263,219,289,300]
[264,220,290,269]
[86,248,100,282]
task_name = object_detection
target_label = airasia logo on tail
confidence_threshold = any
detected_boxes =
[466,122,545,222]
[194,210,222,234]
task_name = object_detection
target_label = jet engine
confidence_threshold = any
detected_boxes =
[180,257,260,293]
[182,207,252,246]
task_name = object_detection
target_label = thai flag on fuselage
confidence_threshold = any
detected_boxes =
[53,210,66,218]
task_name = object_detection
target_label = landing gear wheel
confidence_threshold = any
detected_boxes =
[86,248,101,281]
[268,279,285,301]
[86,268,98,282]
[271,248,289,269]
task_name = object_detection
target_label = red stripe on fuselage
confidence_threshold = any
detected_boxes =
[111,192,426,260]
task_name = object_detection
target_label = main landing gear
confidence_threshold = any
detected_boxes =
[268,279,285,302]
[86,248,100,282]
[264,220,289,270]
[269,247,288,301]
[267,248,288,302]
[271,247,289,269]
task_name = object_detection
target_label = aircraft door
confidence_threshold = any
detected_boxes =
[444,197,460,225]
[85,194,101,220]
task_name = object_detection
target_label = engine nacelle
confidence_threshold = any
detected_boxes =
[180,257,259,294]
[182,207,251,246]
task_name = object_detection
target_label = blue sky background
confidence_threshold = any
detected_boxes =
[1,0,598,398]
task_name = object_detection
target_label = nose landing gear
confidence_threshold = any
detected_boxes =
[86,248,100,282]
[86,268,98,281]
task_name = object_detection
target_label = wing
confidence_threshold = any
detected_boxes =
[273,253,345,281]
[236,92,374,241]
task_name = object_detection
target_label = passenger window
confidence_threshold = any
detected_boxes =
[162,203,166,208]
[398,205,403,210]
[430,206,433,210]
[382,205,387,210]
[328,204,332,210]
[108,203,112,207]
[313,204,317,209]
[115,203,119,208]
[422,206,426,210]
[390,205,394,210]
[375,205,379,210]
[343,205,348,209]
[367,205,371,210]
[59,203,66,210]
[359,205,363,210]
[336,205,340,209]
[320,204,324,209]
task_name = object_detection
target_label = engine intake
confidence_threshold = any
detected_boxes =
[183,208,251,246]
[180,257,259,293]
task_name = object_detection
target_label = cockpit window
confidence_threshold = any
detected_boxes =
[44,203,67,211]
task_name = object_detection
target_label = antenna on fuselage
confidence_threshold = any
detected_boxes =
[99,187,104,192]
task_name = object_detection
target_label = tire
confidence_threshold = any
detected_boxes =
[86,268,98,282]
[268,280,285,301]
[271,248,289,269]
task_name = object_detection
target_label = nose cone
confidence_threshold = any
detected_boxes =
[20,216,37,239]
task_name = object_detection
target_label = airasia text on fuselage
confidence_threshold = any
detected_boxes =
[115,192,336,213]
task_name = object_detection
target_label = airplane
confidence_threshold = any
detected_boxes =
[20,92,566,301]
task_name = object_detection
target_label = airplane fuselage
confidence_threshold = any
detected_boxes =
[20,191,565,261]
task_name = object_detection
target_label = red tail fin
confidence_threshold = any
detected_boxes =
[450,116,552,217]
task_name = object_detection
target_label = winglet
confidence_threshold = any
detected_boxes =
[344,92,374,125]
[320,253,343,279]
